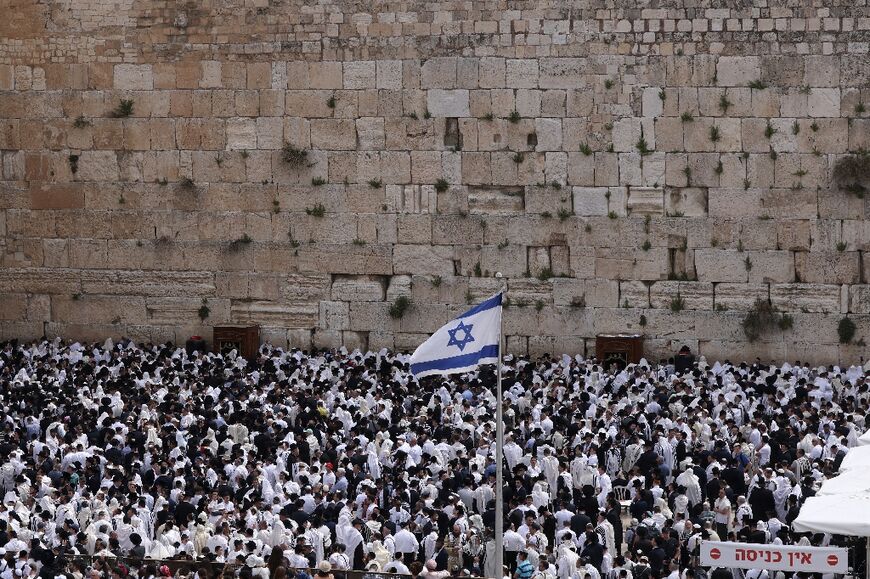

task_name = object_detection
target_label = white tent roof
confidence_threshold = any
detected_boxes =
[818,470,870,495]
[858,430,870,447]
[793,491,870,536]
[838,446,870,471]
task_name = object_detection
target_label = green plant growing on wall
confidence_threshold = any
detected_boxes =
[368,179,382,189]
[833,152,869,197]
[434,179,449,192]
[838,317,857,343]
[312,177,326,186]
[281,143,308,167]
[764,121,776,139]
[718,94,732,113]
[636,136,652,156]
[748,80,767,90]
[579,143,592,156]
[742,299,793,342]
[73,115,91,128]
[683,166,692,185]
[198,298,210,321]
[557,208,574,221]
[670,294,685,312]
[508,110,521,123]
[389,296,411,319]
[604,78,614,89]
[111,99,134,118]
[178,177,196,190]
[537,267,553,281]
[306,203,326,217]
[680,112,694,122]
[227,234,253,252]
[709,125,721,142]
[512,152,524,163]
[68,154,79,174]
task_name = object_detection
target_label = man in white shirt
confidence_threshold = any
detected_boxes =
[713,488,732,540]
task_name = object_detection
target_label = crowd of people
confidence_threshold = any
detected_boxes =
[0,337,867,579]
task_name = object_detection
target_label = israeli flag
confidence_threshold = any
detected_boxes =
[410,292,503,379]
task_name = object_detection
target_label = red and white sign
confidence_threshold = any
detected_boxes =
[700,541,848,573]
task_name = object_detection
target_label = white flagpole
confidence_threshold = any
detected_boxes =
[495,274,505,579]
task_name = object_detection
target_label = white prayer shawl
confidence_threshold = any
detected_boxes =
[336,515,364,565]
[676,470,702,506]
[542,455,560,499]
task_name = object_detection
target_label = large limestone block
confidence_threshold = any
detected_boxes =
[468,186,525,214]
[771,284,841,314]
[319,300,350,330]
[81,270,215,297]
[145,297,229,325]
[52,295,146,325]
[348,301,397,332]
[572,187,609,216]
[431,214,485,245]
[748,251,795,283]
[807,88,840,117]
[618,281,650,308]
[298,244,393,275]
[114,64,153,90]
[426,90,470,117]
[714,283,769,311]
[310,119,357,150]
[694,249,749,283]
[479,244,527,278]
[627,187,664,215]
[665,188,708,217]
[650,281,714,310]
[795,252,860,284]
[409,275,469,305]
[281,273,332,302]
[594,247,669,281]
[538,58,586,89]
[392,244,455,276]
[848,286,870,314]
[552,278,619,308]
[231,300,318,328]
[716,56,760,86]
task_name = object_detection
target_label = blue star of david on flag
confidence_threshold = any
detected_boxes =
[446,321,475,352]
[409,292,503,378]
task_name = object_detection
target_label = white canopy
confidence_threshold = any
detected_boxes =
[793,491,870,536]
[818,470,870,496]
[837,446,870,471]
[858,429,870,447]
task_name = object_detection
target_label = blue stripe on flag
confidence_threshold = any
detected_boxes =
[410,344,500,375]
[458,292,503,319]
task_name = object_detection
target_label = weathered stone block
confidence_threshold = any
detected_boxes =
[695,249,749,283]
[795,252,860,284]
[650,281,714,310]
[771,284,841,314]
[426,90,470,117]
[114,64,153,90]
[392,244,454,276]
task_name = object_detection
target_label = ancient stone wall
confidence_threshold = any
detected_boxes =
[1,0,869,363]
